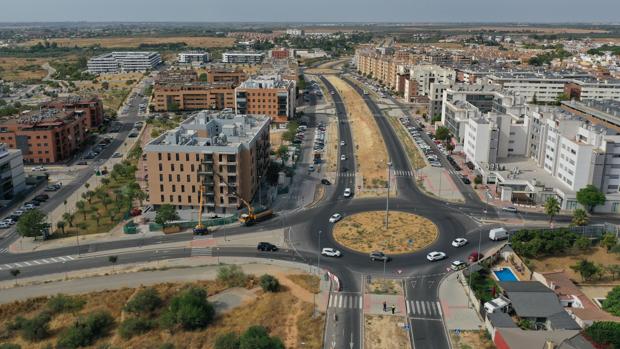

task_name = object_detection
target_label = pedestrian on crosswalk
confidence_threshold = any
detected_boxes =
[382,301,387,312]
[391,304,395,314]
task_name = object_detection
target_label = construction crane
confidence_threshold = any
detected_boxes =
[212,171,272,226]
[192,185,209,235]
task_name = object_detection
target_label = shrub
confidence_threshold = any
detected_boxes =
[214,332,240,349]
[19,312,51,341]
[159,287,214,331]
[124,288,162,315]
[0,344,21,349]
[602,286,620,316]
[56,311,114,349]
[46,294,85,314]
[217,265,247,287]
[118,318,154,340]
[259,274,280,293]
[584,321,620,348]
[239,326,284,349]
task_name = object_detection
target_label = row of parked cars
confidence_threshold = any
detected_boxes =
[0,194,50,228]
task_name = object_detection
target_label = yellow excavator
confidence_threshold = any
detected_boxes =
[193,185,209,235]
[212,171,273,226]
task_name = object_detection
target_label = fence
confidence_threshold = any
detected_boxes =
[148,214,238,232]
[511,223,620,239]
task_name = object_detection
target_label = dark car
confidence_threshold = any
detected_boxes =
[321,179,331,185]
[27,200,40,207]
[33,194,49,202]
[369,251,389,262]
[76,161,88,165]
[461,176,471,184]
[257,242,278,252]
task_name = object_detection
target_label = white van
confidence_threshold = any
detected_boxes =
[489,227,509,241]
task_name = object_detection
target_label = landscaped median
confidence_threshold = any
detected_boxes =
[332,211,438,254]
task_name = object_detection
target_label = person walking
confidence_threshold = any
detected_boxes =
[391,304,396,314]
[382,301,387,312]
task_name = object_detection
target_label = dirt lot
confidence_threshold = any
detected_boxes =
[270,130,285,149]
[333,211,438,254]
[0,273,324,349]
[74,72,142,111]
[450,330,495,349]
[366,279,404,295]
[0,57,48,81]
[21,36,235,48]
[325,75,389,194]
[364,315,410,349]
[441,26,609,34]
[530,246,620,284]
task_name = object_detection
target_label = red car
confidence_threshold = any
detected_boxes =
[130,208,142,217]
[469,251,483,262]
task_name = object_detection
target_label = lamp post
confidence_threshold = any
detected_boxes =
[317,230,322,273]
[385,160,392,229]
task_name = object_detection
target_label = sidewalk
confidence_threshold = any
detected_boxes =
[418,166,465,203]
[439,271,483,331]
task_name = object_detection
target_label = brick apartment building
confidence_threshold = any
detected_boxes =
[235,75,296,124]
[41,96,104,129]
[144,110,271,213]
[204,67,247,85]
[271,48,289,59]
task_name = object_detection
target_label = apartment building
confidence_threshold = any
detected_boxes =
[285,29,304,36]
[222,51,265,65]
[152,82,236,112]
[561,99,620,131]
[0,144,25,201]
[178,51,210,65]
[87,51,162,73]
[270,48,289,59]
[355,48,414,89]
[144,110,271,213]
[235,75,296,124]
[41,96,104,130]
[204,66,247,85]
[0,108,90,163]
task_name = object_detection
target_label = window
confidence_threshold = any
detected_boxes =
[168,174,172,181]
[175,153,179,161]
[180,164,184,171]
[177,174,180,181]
[185,153,189,161]
[161,195,164,202]
[159,174,163,181]
[171,164,175,171]
[181,185,185,193]
[160,184,164,191]
[187,174,190,182]
[172,185,176,192]
[167,153,171,161]
[158,153,162,160]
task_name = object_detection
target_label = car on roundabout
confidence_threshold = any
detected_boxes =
[426,251,447,262]
[451,238,468,248]
[329,213,342,223]
[450,260,467,271]
[369,251,390,262]
[321,248,341,257]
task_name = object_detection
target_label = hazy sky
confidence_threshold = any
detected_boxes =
[1,0,619,23]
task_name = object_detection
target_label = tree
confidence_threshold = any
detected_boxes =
[431,114,442,123]
[118,318,154,340]
[573,235,591,251]
[239,326,284,349]
[159,287,214,331]
[434,126,450,141]
[265,162,282,186]
[125,288,162,315]
[18,312,51,341]
[275,145,288,159]
[259,274,280,292]
[602,286,620,316]
[56,221,66,235]
[9,269,20,286]
[576,185,606,212]
[155,204,179,228]
[62,212,74,228]
[56,311,114,349]
[601,233,618,252]
[101,81,109,90]
[584,321,620,349]
[570,259,599,281]
[215,332,240,349]
[217,265,247,288]
[16,209,47,239]
[198,73,208,82]
[108,256,118,271]
[75,200,87,220]
[571,208,588,226]
[544,197,560,223]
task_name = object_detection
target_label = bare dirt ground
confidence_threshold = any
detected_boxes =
[440,26,609,34]
[530,246,620,284]
[364,315,410,349]
[74,72,142,111]
[333,211,438,254]
[325,75,389,194]
[0,57,48,81]
[365,279,404,295]
[450,330,495,349]
[21,36,236,48]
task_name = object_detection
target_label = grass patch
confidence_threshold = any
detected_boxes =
[287,274,320,294]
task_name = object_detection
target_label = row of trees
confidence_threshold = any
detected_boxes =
[543,185,606,226]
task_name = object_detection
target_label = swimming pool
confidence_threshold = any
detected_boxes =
[493,267,519,282]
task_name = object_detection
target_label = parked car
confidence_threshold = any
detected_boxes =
[257,242,278,252]
[31,166,46,171]
[112,152,123,158]
[451,238,468,248]
[329,213,342,223]
[502,206,518,213]
[130,208,142,216]
[33,194,49,202]
[0,221,9,229]
[369,251,389,262]
[76,161,88,166]
[343,188,352,198]
[469,251,483,262]
[13,210,24,216]
[45,184,62,192]
[321,179,331,185]
[321,248,342,257]
[461,176,471,185]
[340,154,347,161]
[426,251,447,262]
[2,218,15,226]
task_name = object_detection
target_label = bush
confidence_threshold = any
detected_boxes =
[510,228,579,258]
[118,318,154,340]
[602,286,620,316]
[56,311,114,349]
[217,265,247,287]
[19,312,51,341]
[585,321,620,348]
[46,294,85,314]
[259,274,280,293]
[0,344,21,349]
[239,326,284,349]
[215,332,240,349]
[124,288,162,315]
[159,287,214,331]
[159,344,175,349]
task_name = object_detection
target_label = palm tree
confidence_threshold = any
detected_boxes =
[84,182,90,191]
[9,269,20,286]
[544,197,561,224]
[90,213,100,226]
[571,208,588,226]
[56,221,66,235]
[75,200,87,220]
[62,212,74,228]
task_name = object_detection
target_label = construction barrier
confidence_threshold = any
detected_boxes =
[148,214,238,232]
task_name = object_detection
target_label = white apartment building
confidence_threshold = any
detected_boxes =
[222,51,265,65]
[0,144,25,201]
[87,51,162,73]
[178,51,210,65]
[286,28,304,36]
[409,65,456,116]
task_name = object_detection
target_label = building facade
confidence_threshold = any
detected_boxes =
[87,52,162,73]
[152,82,236,112]
[41,96,104,130]
[144,110,271,213]
[222,52,264,65]
[235,76,296,124]
[0,144,25,201]
[178,51,210,65]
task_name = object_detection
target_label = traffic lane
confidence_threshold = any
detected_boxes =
[411,318,450,349]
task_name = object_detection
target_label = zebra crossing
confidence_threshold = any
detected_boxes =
[328,293,363,310]
[335,172,356,177]
[191,247,213,257]
[0,248,8,254]
[392,170,414,177]
[0,255,75,270]
[405,300,443,318]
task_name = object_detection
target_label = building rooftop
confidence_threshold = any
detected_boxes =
[238,75,294,89]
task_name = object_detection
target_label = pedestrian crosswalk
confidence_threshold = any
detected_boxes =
[328,293,363,310]
[191,247,213,257]
[0,255,75,270]
[335,172,356,177]
[392,170,414,177]
[0,248,8,254]
[406,300,443,318]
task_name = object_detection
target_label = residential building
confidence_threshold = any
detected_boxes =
[409,65,456,116]
[561,99,620,131]
[285,28,304,36]
[144,110,271,213]
[152,82,236,112]
[0,144,25,201]
[235,75,296,124]
[87,51,162,73]
[222,51,264,65]
[204,66,247,85]
[178,51,210,65]
[40,96,104,130]
[270,48,289,60]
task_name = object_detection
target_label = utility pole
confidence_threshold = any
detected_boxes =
[385,160,392,229]
[317,230,322,273]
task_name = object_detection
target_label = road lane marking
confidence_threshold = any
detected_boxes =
[328,294,334,307]
[359,297,363,309]
[338,295,343,308]
[58,257,67,262]
[421,301,427,315]
[406,300,411,314]
[437,302,443,316]
[13,263,22,267]
[24,261,31,266]
[415,301,420,314]
[41,259,50,263]
[66,256,75,260]
[33,260,42,265]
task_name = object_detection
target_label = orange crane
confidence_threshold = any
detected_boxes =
[192,185,209,235]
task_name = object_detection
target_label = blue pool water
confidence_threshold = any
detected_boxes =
[494,268,518,282]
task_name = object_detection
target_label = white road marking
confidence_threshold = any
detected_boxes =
[437,302,443,316]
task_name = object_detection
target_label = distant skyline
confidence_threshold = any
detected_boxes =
[1,0,619,23]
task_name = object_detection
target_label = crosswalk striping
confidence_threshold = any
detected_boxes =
[0,255,76,270]
[335,170,414,177]
[0,248,8,254]
[191,247,213,257]
[328,293,362,310]
[407,300,443,318]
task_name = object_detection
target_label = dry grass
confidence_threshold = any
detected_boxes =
[450,330,495,349]
[364,315,410,349]
[325,75,389,193]
[365,279,403,295]
[530,246,620,284]
[333,211,438,254]
[21,36,235,48]
[270,130,285,149]
[386,115,426,169]
[0,57,48,81]
[287,274,320,294]
[73,72,142,111]
[440,26,609,34]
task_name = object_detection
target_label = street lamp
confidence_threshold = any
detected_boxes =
[385,160,392,229]
[317,230,322,273]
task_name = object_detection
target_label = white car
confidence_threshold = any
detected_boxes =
[13,210,24,216]
[3,218,15,225]
[450,260,467,271]
[329,213,342,223]
[0,221,9,229]
[340,154,347,161]
[321,248,342,257]
[23,204,36,210]
[502,206,518,213]
[426,251,447,262]
[344,188,352,198]
[451,238,468,248]
[340,141,346,146]
[31,166,46,171]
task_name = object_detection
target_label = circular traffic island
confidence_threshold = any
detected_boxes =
[332,211,438,254]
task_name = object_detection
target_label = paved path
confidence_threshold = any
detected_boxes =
[439,271,483,331]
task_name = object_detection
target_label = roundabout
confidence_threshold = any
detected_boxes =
[331,211,438,254]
